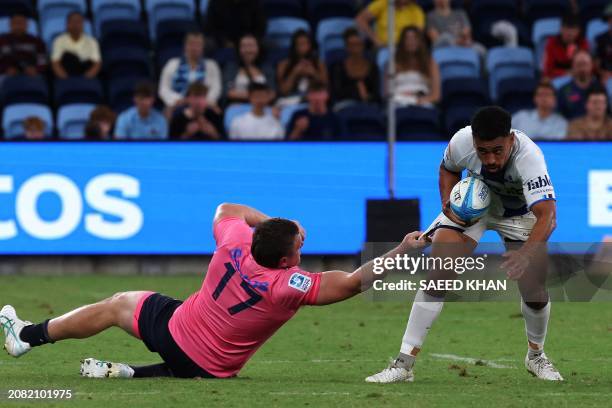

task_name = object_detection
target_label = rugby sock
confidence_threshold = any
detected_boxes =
[397,290,444,368]
[19,319,55,347]
[521,299,550,359]
[131,363,173,378]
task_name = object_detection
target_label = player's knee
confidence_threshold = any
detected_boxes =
[105,292,130,315]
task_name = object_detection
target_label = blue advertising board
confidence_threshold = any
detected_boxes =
[0,142,609,254]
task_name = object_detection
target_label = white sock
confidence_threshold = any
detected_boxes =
[398,290,444,361]
[521,299,550,358]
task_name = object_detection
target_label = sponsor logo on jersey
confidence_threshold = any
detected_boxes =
[289,273,311,293]
[526,175,552,192]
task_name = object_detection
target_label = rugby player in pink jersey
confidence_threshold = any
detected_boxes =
[1,203,426,379]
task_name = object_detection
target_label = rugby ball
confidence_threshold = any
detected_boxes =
[449,177,491,223]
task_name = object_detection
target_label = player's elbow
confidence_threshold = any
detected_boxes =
[214,202,240,222]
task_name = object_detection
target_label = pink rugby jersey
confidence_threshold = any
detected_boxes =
[168,217,321,377]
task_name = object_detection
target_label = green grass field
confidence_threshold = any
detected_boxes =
[1,275,611,407]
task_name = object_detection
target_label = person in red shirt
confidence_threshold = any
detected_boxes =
[543,13,588,79]
[1,203,426,379]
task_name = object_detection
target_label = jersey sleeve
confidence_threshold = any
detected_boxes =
[213,217,253,248]
[442,127,470,173]
[367,0,384,17]
[274,269,322,310]
[515,146,556,209]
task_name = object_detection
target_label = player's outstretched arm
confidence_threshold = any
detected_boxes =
[214,203,271,227]
[314,232,427,305]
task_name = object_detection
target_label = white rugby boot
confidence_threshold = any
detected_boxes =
[365,360,415,383]
[0,305,32,358]
[80,357,134,378]
[525,353,564,381]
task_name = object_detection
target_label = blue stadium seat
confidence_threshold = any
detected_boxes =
[316,18,354,59]
[1,76,49,105]
[0,0,34,18]
[281,103,308,129]
[324,49,346,68]
[306,0,357,26]
[103,47,152,78]
[432,47,481,81]
[524,0,571,23]
[266,17,310,50]
[497,77,537,114]
[376,48,389,74]
[2,103,53,139]
[57,103,96,139]
[54,78,104,106]
[156,46,182,69]
[470,0,519,45]
[42,16,93,47]
[444,106,479,135]
[91,0,141,36]
[486,47,535,100]
[606,77,612,102]
[100,19,149,53]
[441,78,490,109]
[199,0,210,17]
[211,47,237,68]
[337,103,385,140]
[224,104,252,133]
[262,0,303,19]
[579,0,610,23]
[38,0,87,24]
[146,0,195,40]
[532,18,561,70]
[0,17,38,36]
[551,74,572,90]
[396,106,442,140]
[108,77,147,112]
[587,19,608,49]
[416,0,462,12]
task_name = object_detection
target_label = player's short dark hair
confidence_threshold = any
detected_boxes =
[251,218,299,268]
[134,81,155,98]
[561,13,581,28]
[248,81,270,94]
[471,106,512,141]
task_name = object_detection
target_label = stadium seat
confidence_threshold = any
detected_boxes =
[2,103,53,139]
[497,77,537,114]
[324,49,346,68]
[579,0,610,23]
[336,103,385,140]
[156,46,182,70]
[1,76,49,105]
[486,47,535,100]
[586,19,608,50]
[376,48,389,74]
[211,47,237,68]
[0,17,38,36]
[224,104,252,133]
[523,0,571,23]
[606,78,612,102]
[57,103,96,139]
[199,0,210,17]
[416,0,462,12]
[432,47,481,81]
[146,0,195,40]
[444,106,479,135]
[54,78,104,106]
[91,0,141,36]
[551,74,572,90]
[441,77,490,109]
[0,0,34,18]
[470,0,519,45]
[306,0,357,26]
[280,103,308,129]
[38,0,87,24]
[262,0,303,19]
[42,16,93,47]
[108,76,147,112]
[265,17,310,50]
[103,47,153,78]
[316,18,354,59]
[396,106,442,140]
[532,18,561,70]
[100,19,149,53]
[156,18,199,55]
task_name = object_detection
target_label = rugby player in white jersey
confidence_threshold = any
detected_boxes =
[366,106,563,383]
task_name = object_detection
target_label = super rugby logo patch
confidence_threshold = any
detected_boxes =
[289,273,311,293]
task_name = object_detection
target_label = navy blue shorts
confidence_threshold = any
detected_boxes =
[136,292,215,378]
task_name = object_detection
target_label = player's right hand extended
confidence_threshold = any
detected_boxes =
[442,200,470,227]
[401,231,428,250]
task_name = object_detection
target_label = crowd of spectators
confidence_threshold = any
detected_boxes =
[0,0,611,141]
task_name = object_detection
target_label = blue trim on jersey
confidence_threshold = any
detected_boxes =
[230,248,269,292]
[528,197,556,210]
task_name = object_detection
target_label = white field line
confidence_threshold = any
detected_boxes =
[429,353,516,369]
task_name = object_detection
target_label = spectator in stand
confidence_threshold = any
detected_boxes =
[168,83,223,140]
[543,13,588,79]
[85,105,116,140]
[224,34,275,105]
[229,82,284,140]
[330,28,379,106]
[277,30,328,104]
[22,116,46,140]
[512,80,568,140]
[594,4,612,83]
[567,87,612,140]
[115,82,168,140]
[0,14,47,82]
[288,81,339,141]
[558,50,599,119]
[205,0,266,48]
[393,26,440,107]
[159,32,222,112]
[51,12,101,79]
[356,0,425,47]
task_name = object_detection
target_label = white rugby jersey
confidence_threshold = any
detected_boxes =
[442,126,556,217]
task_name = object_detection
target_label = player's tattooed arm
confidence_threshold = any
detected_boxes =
[213,203,271,227]
[314,232,427,305]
